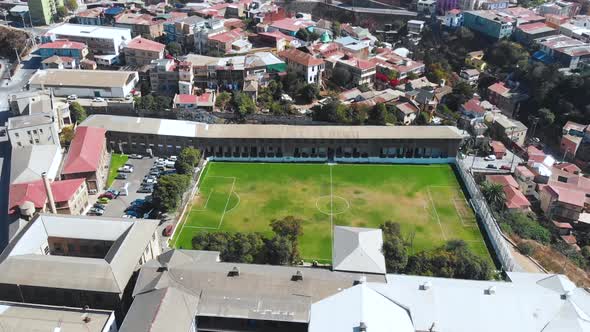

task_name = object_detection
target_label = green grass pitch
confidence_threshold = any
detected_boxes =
[172,162,493,264]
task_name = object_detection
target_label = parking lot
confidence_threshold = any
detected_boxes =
[100,157,158,218]
[462,149,524,173]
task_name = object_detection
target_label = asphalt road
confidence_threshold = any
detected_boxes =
[0,54,41,111]
[462,150,524,173]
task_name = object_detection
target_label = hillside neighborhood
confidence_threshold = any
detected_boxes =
[1,0,590,330]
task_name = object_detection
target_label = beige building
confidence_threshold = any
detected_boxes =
[491,114,528,146]
[6,113,60,148]
[61,126,109,192]
[123,37,166,66]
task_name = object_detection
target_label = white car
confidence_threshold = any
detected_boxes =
[67,94,77,101]
[168,155,177,162]
[484,155,497,161]
[93,97,105,102]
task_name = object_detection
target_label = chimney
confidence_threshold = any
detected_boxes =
[292,270,303,281]
[359,321,367,332]
[42,172,57,214]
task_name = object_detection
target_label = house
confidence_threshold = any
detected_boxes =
[332,226,386,274]
[490,140,506,159]
[407,20,426,34]
[491,114,528,146]
[75,7,106,25]
[115,12,170,39]
[395,101,419,125]
[10,145,62,185]
[6,113,60,148]
[0,214,160,322]
[444,9,463,27]
[560,121,587,164]
[372,49,425,81]
[42,24,131,57]
[207,28,251,54]
[123,36,166,66]
[149,58,195,96]
[460,96,498,119]
[515,165,536,195]
[173,92,216,111]
[514,22,557,45]
[463,11,514,39]
[459,68,480,86]
[559,17,590,42]
[29,69,139,98]
[194,19,226,55]
[334,36,371,59]
[479,0,509,10]
[486,174,531,212]
[418,0,437,15]
[527,145,547,163]
[268,17,315,36]
[61,126,109,192]
[0,301,117,332]
[539,1,581,18]
[329,55,376,87]
[38,39,89,60]
[7,90,71,130]
[164,15,207,50]
[279,48,324,85]
[535,34,590,69]
[465,50,487,70]
[540,182,586,223]
[554,162,582,175]
[41,55,77,69]
[487,82,527,117]
[254,30,297,52]
[9,178,89,216]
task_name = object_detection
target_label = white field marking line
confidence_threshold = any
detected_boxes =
[315,195,350,216]
[224,191,241,214]
[217,177,237,229]
[452,199,477,228]
[208,176,238,180]
[183,225,221,230]
[330,165,334,247]
[190,190,214,211]
[426,186,447,241]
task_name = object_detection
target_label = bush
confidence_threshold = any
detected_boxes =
[518,242,535,256]
[498,212,551,244]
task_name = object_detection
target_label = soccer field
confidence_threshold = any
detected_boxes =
[172,162,493,264]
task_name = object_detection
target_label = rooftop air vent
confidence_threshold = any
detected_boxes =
[484,286,496,295]
[419,281,432,291]
[353,276,367,286]
[228,266,240,277]
[359,321,367,332]
[292,270,303,281]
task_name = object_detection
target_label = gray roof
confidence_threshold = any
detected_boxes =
[332,226,386,274]
[29,69,137,89]
[7,113,54,130]
[121,250,385,331]
[10,145,62,184]
[0,214,158,293]
[81,114,464,140]
[0,301,114,332]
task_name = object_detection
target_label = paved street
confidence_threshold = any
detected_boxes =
[101,157,156,218]
[462,149,523,173]
[0,55,41,111]
[0,110,12,251]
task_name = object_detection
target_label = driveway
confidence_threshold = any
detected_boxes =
[100,157,157,218]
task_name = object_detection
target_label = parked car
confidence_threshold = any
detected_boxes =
[126,210,140,218]
[115,173,128,180]
[89,207,104,215]
[484,155,497,161]
[137,186,153,194]
[118,165,134,173]
[149,170,161,177]
[131,198,145,206]
[67,95,77,101]
[93,97,105,102]
[500,165,511,170]
[98,192,116,199]
[106,188,120,196]
[94,203,106,209]
[168,156,177,162]
[143,178,157,185]
[97,197,110,204]
[129,154,143,159]
[163,224,174,237]
[164,160,176,168]
[486,164,498,169]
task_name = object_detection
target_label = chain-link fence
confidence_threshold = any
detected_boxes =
[456,158,522,272]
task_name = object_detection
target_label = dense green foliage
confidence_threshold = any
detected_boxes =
[175,147,201,175]
[153,174,191,212]
[69,102,87,123]
[166,42,182,56]
[135,95,172,112]
[497,211,551,244]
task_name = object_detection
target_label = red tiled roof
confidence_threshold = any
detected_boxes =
[279,48,324,67]
[462,97,486,114]
[8,178,85,213]
[517,22,553,33]
[258,30,295,42]
[39,40,87,50]
[490,140,506,154]
[209,28,244,43]
[554,162,581,174]
[62,126,106,175]
[175,94,198,104]
[547,183,586,207]
[527,145,546,163]
[487,174,519,189]
[488,82,510,96]
[516,165,534,178]
[561,234,577,245]
[51,178,85,202]
[552,220,573,229]
[504,185,531,210]
[270,17,314,33]
[125,37,165,53]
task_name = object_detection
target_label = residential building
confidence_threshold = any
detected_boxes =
[61,126,109,192]
[514,22,557,45]
[491,113,528,146]
[0,214,160,321]
[463,11,514,39]
[28,0,63,25]
[9,178,89,216]
[490,140,506,159]
[254,30,297,52]
[545,14,570,29]
[330,55,376,87]
[372,49,426,80]
[487,82,528,117]
[479,0,509,10]
[120,248,590,332]
[194,19,226,54]
[418,0,437,15]
[38,40,89,60]
[460,96,498,119]
[29,69,139,98]
[81,114,464,160]
[41,55,77,69]
[42,24,132,57]
[395,101,420,125]
[114,13,168,39]
[10,145,62,185]
[515,165,536,195]
[486,174,531,212]
[459,68,480,85]
[173,92,216,111]
[164,15,207,50]
[75,7,106,25]
[6,113,60,148]
[540,182,586,223]
[207,28,251,54]
[8,90,71,129]
[0,301,117,332]
[559,16,590,42]
[279,48,324,85]
[539,1,581,18]
[465,50,487,70]
[334,36,371,59]
[444,9,463,27]
[123,37,165,66]
[268,17,315,36]
[149,58,181,96]
[535,34,590,69]
[407,20,426,34]
[560,121,587,164]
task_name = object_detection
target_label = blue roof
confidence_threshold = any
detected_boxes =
[105,7,124,15]
[532,50,554,64]
[334,36,358,46]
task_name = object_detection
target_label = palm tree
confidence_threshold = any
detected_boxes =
[481,181,506,212]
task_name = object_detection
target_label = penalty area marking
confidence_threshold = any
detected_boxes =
[224,191,241,214]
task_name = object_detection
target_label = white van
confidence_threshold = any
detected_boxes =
[120,182,130,196]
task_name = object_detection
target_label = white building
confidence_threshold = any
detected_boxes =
[6,113,60,148]
[408,20,426,35]
[278,48,325,85]
[29,69,139,98]
[417,0,437,15]
[43,24,132,56]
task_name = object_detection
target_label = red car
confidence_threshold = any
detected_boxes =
[163,225,174,237]
[98,192,116,199]
[500,165,511,170]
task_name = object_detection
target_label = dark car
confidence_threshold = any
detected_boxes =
[98,192,116,199]
[137,186,154,193]
[486,164,498,169]
[500,165,511,170]
[115,173,128,180]
[93,203,106,209]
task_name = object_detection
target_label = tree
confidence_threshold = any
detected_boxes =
[175,147,201,174]
[312,99,349,123]
[332,21,341,37]
[56,6,68,20]
[295,28,319,42]
[69,102,87,123]
[152,174,191,212]
[59,125,75,146]
[270,216,303,263]
[486,41,529,73]
[380,221,408,273]
[331,67,352,87]
[368,103,389,125]
[480,181,506,212]
[166,42,182,57]
[537,108,555,127]
[265,235,293,265]
[232,92,256,116]
[215,91,231,110]
[299,84,319,103]
[64,0,78,12]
